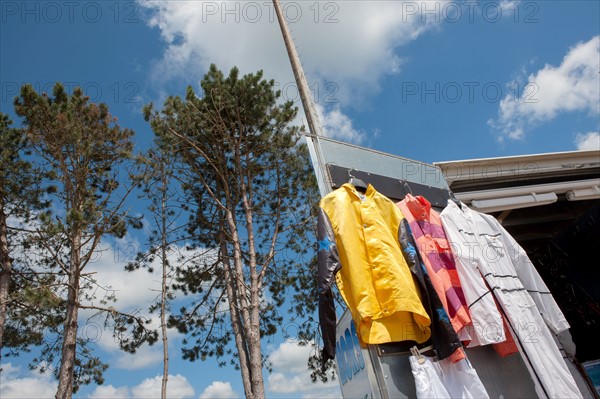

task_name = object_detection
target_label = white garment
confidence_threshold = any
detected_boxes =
[409,355,489,399]
[553,330,596,398]
[440,200,582,398]
[440,204,505,347]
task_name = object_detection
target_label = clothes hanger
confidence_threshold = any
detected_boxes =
[402,180,413,198]
[410,344,434,364]
[348,168,368,193]
[447,189,461,207]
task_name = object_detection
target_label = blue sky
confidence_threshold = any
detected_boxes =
[1,1,599,398]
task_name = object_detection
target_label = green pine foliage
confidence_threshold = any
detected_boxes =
[12,83,156,396]
[2,68,325,397]
[0,112,59,356]
[144,64,320,397]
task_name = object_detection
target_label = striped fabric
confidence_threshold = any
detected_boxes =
[397,194,472,338]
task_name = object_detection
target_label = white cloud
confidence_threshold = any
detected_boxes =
[199,381,240,399]
[267,372,341,398]
[139,0,449,144]
[75,238,162,357]
[114,345,164,370]
[87,375,195,399]
[266,340,340,397]
[268,340,313,374]
[0,363,57,399]
[87,384,131,398]
[317,104,370,144]
[140,0,445,101]
[268,372,306,394]
[131,374,195,399]
[83,239,159,311]
[490,36,600,140]
[82,238,217,315]
[575,132,600,151]
[0,363,20,376]
[499,0,521,13]
[81,240,195,353]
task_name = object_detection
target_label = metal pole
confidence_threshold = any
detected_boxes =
[272,0,331,196]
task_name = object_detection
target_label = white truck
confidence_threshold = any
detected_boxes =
[312,138,599,398]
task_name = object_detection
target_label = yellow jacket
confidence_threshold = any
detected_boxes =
[318,184,431,359]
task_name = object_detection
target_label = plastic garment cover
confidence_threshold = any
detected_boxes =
[409,355,489,399]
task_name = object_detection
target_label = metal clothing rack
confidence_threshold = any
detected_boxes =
[327,164,452,208]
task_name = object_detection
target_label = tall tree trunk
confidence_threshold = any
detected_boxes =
[225,209,266,397]
[56,237,81,399]
[160,174,169,399]
[160,268,169,399]
[240,194,265,397]
[0,202,11,350]
[160,270,169,399]
[220,234,254,398]
[247,316,264,398]
[247,266,264,399]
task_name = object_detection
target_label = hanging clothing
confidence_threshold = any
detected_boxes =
[439,201,507,347]
[409,355,489,399]
[398,219,464,361]
[491,299,519,357]
[396,194,472,341]
[440,200,582,398]
[318,184,431,360]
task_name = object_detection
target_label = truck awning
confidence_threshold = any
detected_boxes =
[435,149,600,258]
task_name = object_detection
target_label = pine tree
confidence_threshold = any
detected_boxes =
[14,84,157,398]
[127,147,185,399]
[0,112,51,352]
[144,64,319,398]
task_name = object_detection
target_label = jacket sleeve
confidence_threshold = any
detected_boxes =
[398,218,463,360]
[398,218,425,278]
[487,214,570,334]
[318,207,341,361]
